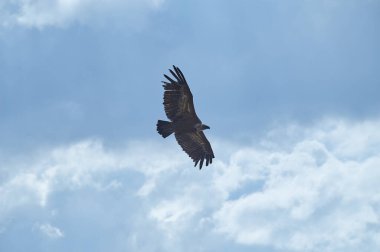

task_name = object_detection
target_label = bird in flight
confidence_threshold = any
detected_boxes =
[156,65,215,169]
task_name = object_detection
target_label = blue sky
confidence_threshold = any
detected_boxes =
[1,0,380,251]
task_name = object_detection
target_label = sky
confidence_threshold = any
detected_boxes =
[0,0,380,251]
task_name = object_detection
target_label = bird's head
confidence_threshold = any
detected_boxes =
[202,124,210,130]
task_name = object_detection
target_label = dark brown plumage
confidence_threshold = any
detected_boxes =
[156,65,214,169]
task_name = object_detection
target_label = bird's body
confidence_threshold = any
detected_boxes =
[156,66,214,169]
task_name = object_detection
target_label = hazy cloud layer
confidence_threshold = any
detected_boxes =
[1,0,378,151]
[1,118,380,251]
[0,0,165,28]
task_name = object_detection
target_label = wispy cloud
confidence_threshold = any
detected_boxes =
[38,223,64,239]
[1,118,380,251]
[0,0,165,29]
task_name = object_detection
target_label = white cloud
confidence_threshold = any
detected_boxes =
[0,0,165,29]
[38,223,64,238]
[1,118,380,251]
[0,139,184,221]
[149,197,200,235]
[212,118,380,251]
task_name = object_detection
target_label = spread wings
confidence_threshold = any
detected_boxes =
[175,131,215,169]
[162,66,199,121]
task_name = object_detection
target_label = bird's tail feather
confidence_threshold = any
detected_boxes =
[156,120,174,138]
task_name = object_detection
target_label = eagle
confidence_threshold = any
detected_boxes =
[156,65,215,169]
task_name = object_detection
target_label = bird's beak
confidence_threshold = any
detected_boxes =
[203,125,210,130]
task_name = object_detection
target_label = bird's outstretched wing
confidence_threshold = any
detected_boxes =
[175,131,214,169]
[162,65,199,121]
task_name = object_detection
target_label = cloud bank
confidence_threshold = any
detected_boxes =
[0,0,165,28]
[1,118,380,251]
